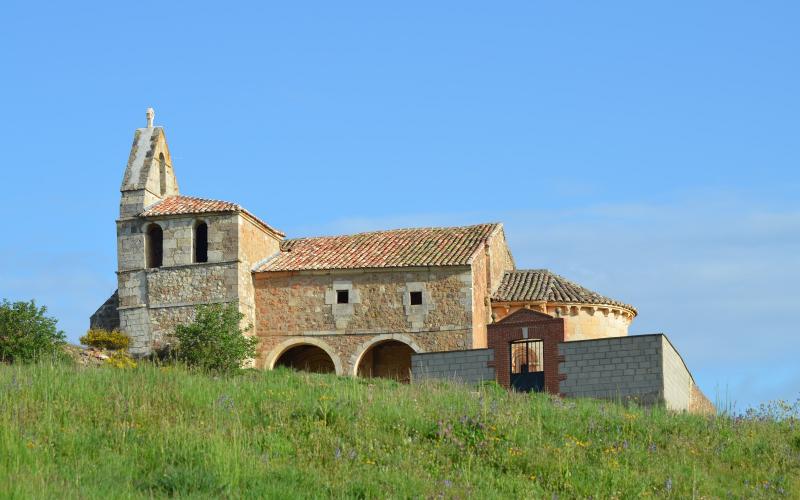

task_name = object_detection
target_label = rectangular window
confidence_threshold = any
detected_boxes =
[410,291,423,305]
[336,289,349,304]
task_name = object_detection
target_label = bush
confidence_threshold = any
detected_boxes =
[174,302,257,373]
[80,329,130,350]
[0,299,66,363]
[105,350,137,369]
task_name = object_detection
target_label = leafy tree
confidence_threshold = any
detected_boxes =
[174,302,257,373]
[0,299,66,363]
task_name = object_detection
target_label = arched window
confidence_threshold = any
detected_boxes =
[146,224,163,268]
[194,221,208,263]
[158,153,167,196]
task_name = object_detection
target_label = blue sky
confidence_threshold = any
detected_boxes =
[1,1,798,410]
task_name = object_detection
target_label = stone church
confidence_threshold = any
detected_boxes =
[92,109,642,383]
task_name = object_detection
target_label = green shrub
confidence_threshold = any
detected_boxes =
[174,302,257,373]
[80,329,130,350]
[105,350,137,369]
[0,299,66,363]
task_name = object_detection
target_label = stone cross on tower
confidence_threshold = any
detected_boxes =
[146,107,155,128]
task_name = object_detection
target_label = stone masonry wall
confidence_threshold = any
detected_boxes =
[258,330,472,376]
[471,250,488,348]
[558,335,664,405]
[486,227,515,294]
[470,227,516,348]
[237,215,281,335]
[253,266,475,373]
[492,303,633,341]
[117,211,248,355]
[411,349,495,385]
[90,291,120,331]
[147,263,238,306]
[254,267,473,337]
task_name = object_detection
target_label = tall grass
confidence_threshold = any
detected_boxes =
[1,361,797,498]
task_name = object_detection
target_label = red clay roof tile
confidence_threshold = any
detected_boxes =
[140,195,285,237]
[255,223,501,272]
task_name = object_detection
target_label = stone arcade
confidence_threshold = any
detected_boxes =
[92,110,713,413]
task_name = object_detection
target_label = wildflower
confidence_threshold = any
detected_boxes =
[215,394,234,411]
[442,480,453,488]
[648,443,657,453]
[665,478,672,493]
[334,447,341,460]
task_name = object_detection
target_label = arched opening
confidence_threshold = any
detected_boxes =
[158,153,167,196]
[194,221,208,263]
[146,224,163,268]
[356,340,415,382]
[274,345,336,374]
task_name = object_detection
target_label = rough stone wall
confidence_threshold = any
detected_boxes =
[254,267,473,337]
[119,307,150,356]
[90,291,120,331]
[253,266,475,374]
[147,263,238,306]
[117,220,147,272]
[411,349,495,385]
[558,335,663,405]
[689,383,716,415]
[470,228,515,349]
[116,212,253,355]
[237,216,282,334]
[485,226,515,293]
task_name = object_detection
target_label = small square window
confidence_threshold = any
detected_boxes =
[410,291,423,305]
[336,289,349,304]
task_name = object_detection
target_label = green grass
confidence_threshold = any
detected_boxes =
[0,362,797,498]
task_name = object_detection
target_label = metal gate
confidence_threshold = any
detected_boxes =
[510,339,544,392]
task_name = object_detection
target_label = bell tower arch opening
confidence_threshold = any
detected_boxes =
[145,224,163,269]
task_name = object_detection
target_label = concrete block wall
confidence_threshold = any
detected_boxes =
[559,334,707,412]
[412,349,495,385]
[559,335,664,405]
[661,336,693,411]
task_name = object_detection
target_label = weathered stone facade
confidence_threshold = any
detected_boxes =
[253,267,477,375]
[111,115,281,355]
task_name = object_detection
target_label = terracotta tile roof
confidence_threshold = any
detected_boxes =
[255,223,501,272]
[140,195,285,237]
[492,269,636,313]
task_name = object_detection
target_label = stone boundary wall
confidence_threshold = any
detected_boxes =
[411,349,495,385]
[559,335,663,405]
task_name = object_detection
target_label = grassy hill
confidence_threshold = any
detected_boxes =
[0,362,797,498]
